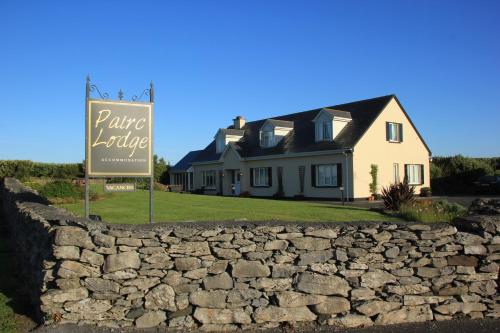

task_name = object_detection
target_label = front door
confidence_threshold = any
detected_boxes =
[231,170,241,196]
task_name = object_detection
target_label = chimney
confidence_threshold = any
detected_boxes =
[233,115,245,129]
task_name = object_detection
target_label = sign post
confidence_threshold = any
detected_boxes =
[85,77,155,223]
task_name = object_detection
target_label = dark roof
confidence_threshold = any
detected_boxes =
[171,150,202,172]
[218,128,245,136]
[193,94,430,163]
[264,119,294,128]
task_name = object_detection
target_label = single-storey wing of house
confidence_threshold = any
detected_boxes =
[169,150,202,191]
[172,94,431,200]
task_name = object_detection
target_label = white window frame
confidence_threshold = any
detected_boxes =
[253,167,269,187]
[393,163,400,183]
[260,131,274,148]
[316,164,338,187]
[388,122,402,142]
[202,170,216,189]
[406,164,422,185]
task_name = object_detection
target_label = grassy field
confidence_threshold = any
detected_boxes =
[58,188,400,224]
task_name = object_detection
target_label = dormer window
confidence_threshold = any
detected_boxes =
[216,137,226,153]
[321,121,332,141]
[313,108,351,142]
[260,131,274,147]
[215,128,245,153]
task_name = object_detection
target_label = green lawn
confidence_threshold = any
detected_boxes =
[58,188,400,224]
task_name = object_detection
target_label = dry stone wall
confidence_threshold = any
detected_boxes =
[1,178,499,331]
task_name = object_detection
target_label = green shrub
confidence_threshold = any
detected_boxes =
[0,160,83,180]
[369,164,378,195]
[0,160,33,180]
[399,200,466,223]
[381,181,415,211]
[39,180,82,199]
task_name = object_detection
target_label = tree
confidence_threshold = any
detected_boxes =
[153,154,169,184]
[369,164,378,195]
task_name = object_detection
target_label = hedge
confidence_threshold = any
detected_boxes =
[0,160,84,180]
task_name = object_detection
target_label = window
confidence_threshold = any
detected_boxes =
[387,122,402,142]
[405,164,423,185]
[393,163,400,183]
[260,131,274,147]
[253,167,269,186]
[316,164,338,187]
[202,171,216,188]
[322,121,332,140]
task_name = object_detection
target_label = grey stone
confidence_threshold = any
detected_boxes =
[203,272,233,290]
[296,272,351,296]
[464,245,487,255]
[85,278,120,293]
[144,284,177,311]
[385,247,400,258]
[184,268,208,279]
[123,277,160,291]
[80,249,104,266]
[290,237,331,250]
[328,314,373,328]
[231,260,270,278]
[64,298,112,314]
[190,290,228,308]
[298,250,333,265]
[116,238,142,247]
[387,284,430,295]
[277,232,303,240]
[360,270,396,289]
[94,233,116,248]
[251,278,292,291]
[356,300,401,316]
[55,226,94,249]
[305,228,338,238]
[53,246,80,260]
[135,310,166,328]
[41,287,88,304]
[58,261,100,278]
[175,257,201,271]
[417,267,440,278]
[376,305,433,324]
[254,306,316,323]
[311,297,350,314]
[170,242,211,256]
[434,302,487,315]
[272,264,298,278]
[194,308,251,324]
[351,288,376,301]
[310,263,338,275]
[264,240,288,250]
[276,291,327,307]
[208,260,228,274]
[56,278,81,290]
[214,248,242,259]
[104,251,141,273]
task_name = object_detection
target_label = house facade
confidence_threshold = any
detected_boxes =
[172,95,431,199]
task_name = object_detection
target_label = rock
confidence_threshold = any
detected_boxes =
[277,233,303,240]
[328,314,373,328]
[94,233,115,248]
[203,272,233,290]
[207,234,234,242]
[104,251,141,273]
[456,232,487,245]
[385,247,400,258]
[356,301,401,316]
[310,263,338,275]
[170,242,211,256]
[251,278,292,291]
[53,246,80,260]
[144,284,177,311]
[126,307,145,319]
[311,297,350,314]
[290,237,331,251]
[264,240,288,250]
[85,278,120,293]
[387,284,430,295]
[194,308,251,324]
[200,324,238,332]
[208,260,228,274]
[80,249,104,266]
[276,291,327,307]
[376,305,433,324]
[296,272,351,296]
[64,298,112,314]
[404,295,453,305]
[135,310,166,328]
[175,257,201,271]
[231,260,270,278]
[417,267,440,278]
[184,268,208,279]
[253,306,316,323]
[214,248,241,259]
[298,250,334,265]
[58,261,100,278]
[447,256,478,266]
[116,238,142,247]
[351,288,376,301]
[56,278,81,290]
[373,231,392,242]
[360,270,396,289]
[103,269,137,280]
[305,228,338,238]
[272,264,298,278]
[190,290,228,308]
[434,302,487,315]
[55,226,94,249]
[438,286,469,296]
[464,245,487,255]
[144,253,171,266]
[123,277,160,291]
[41,287,88,304]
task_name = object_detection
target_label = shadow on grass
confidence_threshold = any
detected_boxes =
[0,210,38,332]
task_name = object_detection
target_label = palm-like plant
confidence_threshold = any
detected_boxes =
[381,180,415,211]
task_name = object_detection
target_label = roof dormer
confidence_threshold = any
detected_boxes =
[215,128,244,153]
[259,119,293,148]
[312,108,351,142]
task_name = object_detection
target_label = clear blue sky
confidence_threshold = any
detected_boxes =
[1,0,499,164]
